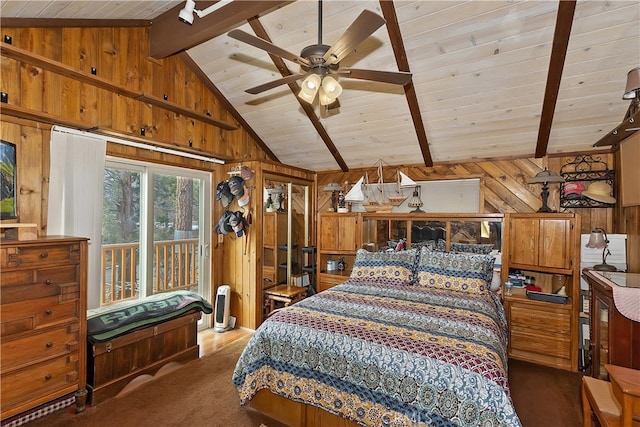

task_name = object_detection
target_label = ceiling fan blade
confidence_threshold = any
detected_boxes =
[246,73,306,95]
[228,29,310,67]
[322,9,386,66]
[337,68,412,85]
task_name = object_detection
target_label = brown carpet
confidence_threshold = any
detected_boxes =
[508,359,583,427]
[27,337,583,427]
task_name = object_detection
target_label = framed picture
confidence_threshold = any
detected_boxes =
[0,139,18,219]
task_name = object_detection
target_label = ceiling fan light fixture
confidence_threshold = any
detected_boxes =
[299,74,322,103]
[321,75,342,97]
[623,67,640,100]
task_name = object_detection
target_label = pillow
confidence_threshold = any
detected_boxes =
[415,247,495,294]
[350,249,417,284]
[450,242,495,254]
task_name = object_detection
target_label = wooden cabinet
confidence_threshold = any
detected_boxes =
[502,213,581,371]
[0,236,88,421]
[582,270,640,379]
[317,213,360,291]
[507,216,572,270]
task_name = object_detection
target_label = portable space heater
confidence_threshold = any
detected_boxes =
[213,285,231,332]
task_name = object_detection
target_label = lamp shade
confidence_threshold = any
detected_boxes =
[527,168,565,184]
[623,67,640,100]
[298,74,321,103]
[323,182,343,192]
[586,229,607,249]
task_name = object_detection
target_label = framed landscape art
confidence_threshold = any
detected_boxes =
[0,139,17,219]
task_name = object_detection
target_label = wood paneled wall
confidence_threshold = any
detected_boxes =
[0,26,269,162]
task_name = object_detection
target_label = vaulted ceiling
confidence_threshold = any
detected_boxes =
[2,0,639,172]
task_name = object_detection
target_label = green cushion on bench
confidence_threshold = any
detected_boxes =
[87,290,213,342]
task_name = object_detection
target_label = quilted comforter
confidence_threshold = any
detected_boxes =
[233,278,521,426]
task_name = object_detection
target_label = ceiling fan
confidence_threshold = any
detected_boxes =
[227,0,412,106]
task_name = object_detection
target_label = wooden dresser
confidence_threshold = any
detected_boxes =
[0,236,88,421]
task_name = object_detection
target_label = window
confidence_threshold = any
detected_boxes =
[101,159,211,314]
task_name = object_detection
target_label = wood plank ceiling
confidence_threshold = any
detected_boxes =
[1,0,639,172]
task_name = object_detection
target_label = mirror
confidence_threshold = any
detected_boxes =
[262,176,313,310]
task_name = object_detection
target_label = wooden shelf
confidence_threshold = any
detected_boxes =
[0,42,237,131]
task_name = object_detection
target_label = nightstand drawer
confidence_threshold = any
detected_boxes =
[511,329,571,359]
[1,324,80,370]
[510,304,571,335]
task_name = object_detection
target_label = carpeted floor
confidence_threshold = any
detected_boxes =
[25,336,583,427]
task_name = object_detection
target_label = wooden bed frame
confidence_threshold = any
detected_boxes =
[249,389,360,427]
[86,309,202,406]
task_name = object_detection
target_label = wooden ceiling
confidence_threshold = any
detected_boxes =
[2,0,639,172]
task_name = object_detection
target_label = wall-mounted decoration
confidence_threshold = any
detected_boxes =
[559,155,615,209]
[0,140,17,219]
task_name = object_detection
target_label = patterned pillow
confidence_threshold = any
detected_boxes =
[350,249,417,284]
[415,247,495,293]
[450,242,495,254]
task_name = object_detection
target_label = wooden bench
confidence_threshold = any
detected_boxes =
[582,365,640,427]
[85,291,212,406]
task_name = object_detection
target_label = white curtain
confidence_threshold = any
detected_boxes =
[48,129,106,309]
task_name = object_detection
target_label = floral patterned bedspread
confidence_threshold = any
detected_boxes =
[233,278,521,426]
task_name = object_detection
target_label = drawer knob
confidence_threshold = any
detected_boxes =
[46,342,53,348]
[45,374,52,381]
[45,309,53,315]
[45,279,53,285]
[40,252,49,259]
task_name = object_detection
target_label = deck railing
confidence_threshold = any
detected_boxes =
[101,239,199,305]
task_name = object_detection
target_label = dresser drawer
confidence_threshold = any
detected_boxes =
[0,266,79,304]
[1,297,79,338]
[1,324,80,371]
[0,243,80,268]
[509,304,571,335]
[0,355,79,412]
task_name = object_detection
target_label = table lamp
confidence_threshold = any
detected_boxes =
[323,182,343,212]
[527,168,565,213]
[585,228,617,271]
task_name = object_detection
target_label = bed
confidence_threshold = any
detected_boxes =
[233,248,522,426]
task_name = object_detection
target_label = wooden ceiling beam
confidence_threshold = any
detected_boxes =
[534,0,576,158]
[150,1,292,59]
[247,18,349,172]
[379,0,433,167]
